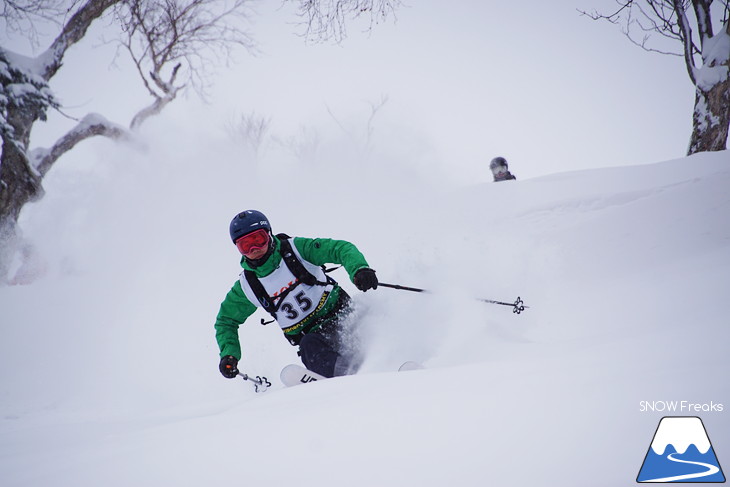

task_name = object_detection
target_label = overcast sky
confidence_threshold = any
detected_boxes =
[5,1,696,184]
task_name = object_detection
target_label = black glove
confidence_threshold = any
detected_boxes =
[219,355,239,379]
[354,268,378,292]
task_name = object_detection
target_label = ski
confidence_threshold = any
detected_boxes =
[280,361,425,387]
[398,361,425,372]
[280,364,327,387]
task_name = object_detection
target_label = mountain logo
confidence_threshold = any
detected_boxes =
[637,416,725,483]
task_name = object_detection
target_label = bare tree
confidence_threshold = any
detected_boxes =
[365,93,388,150]
[118,0,255,129]
[326,94,389,153]
[226,111,272,159]
[581,1,730,155]
[291,0,402,43]
[272,125,321,164]
[0,0,400,283]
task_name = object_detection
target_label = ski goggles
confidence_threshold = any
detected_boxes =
[235,229,270,255]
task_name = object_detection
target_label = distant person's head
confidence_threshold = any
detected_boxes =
[489,156,509,178]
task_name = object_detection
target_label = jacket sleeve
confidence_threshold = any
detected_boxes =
[293,237,370,282]
[214,280,257,360]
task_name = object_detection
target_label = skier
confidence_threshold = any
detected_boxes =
[215,210,379,380]
[489,156,517,182]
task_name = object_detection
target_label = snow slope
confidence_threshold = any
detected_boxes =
[1,131,729,486]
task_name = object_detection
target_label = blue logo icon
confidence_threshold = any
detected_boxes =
[637,416,725,483]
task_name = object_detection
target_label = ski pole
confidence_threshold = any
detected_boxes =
[237,371,272,393]
[378,282,529,314]
[478,296,528,314]
[378,282,427,293]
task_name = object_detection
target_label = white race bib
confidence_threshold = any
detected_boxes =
[239,240,334,332]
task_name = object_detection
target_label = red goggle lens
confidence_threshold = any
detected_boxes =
[235,229,270,255]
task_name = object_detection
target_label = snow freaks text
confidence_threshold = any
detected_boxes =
[639,401,724,413]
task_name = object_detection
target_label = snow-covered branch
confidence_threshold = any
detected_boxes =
[40,0,121,80]
[129,80,180,130]
[31,113,129,176]
[693,0,714,42]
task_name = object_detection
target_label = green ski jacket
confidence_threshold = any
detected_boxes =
[215,235,370,359]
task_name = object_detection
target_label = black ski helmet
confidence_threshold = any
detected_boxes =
[490,156,508,170]
[229,210,271,243]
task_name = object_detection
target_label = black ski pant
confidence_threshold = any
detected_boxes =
[298,290,361,378]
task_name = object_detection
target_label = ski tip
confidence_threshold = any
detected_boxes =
[280,364,327,387]
[398,361,425,372]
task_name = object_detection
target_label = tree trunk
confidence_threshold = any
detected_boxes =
[687,21,730,155]
[0,106,46,284]
[687,77,730,154]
